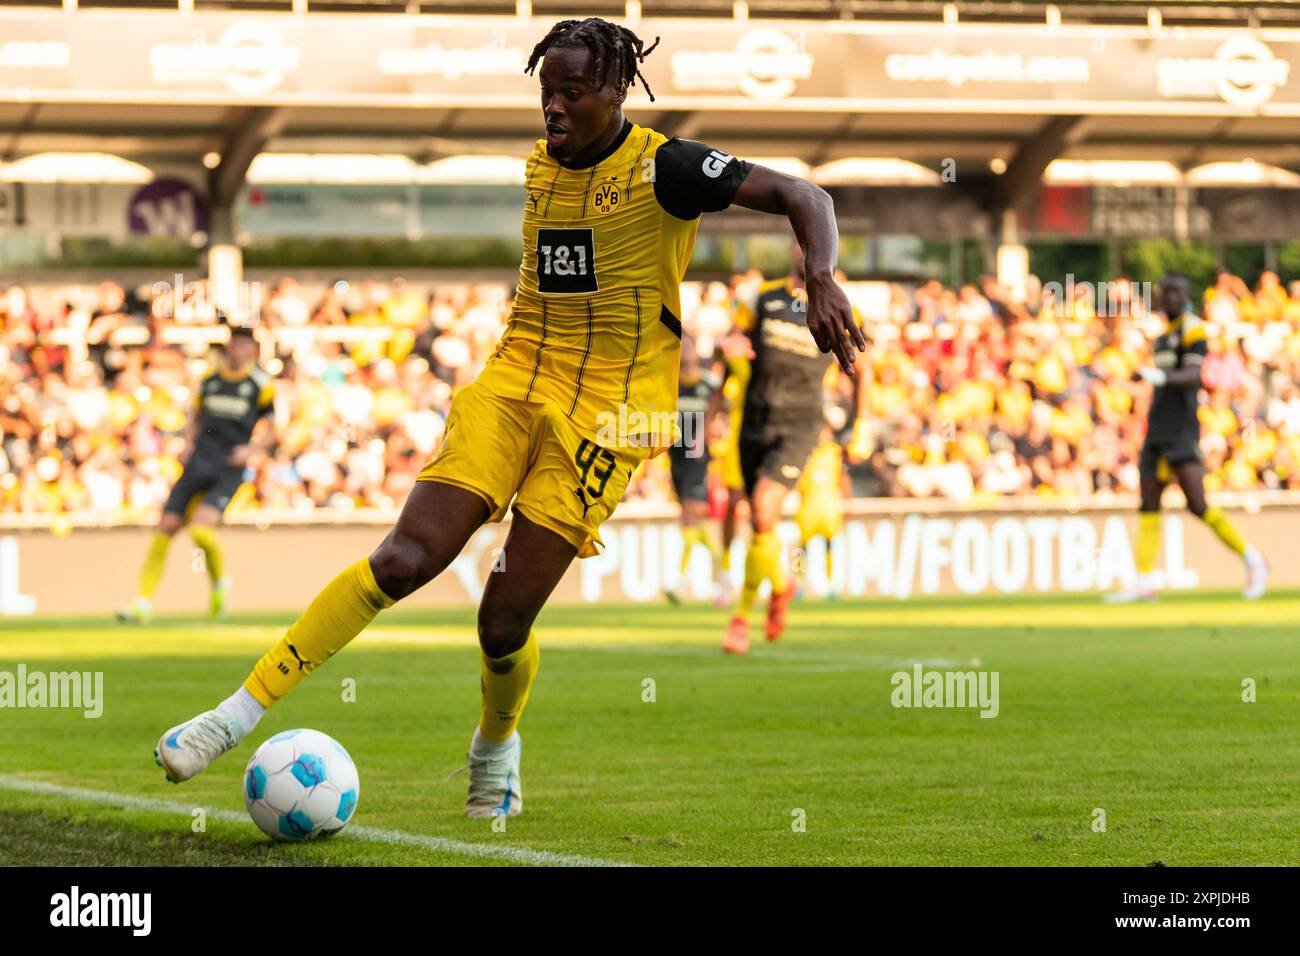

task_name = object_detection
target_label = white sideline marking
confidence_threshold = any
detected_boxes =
[0,776,630,868]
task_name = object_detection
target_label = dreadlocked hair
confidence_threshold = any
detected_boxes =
[525,18,661,102]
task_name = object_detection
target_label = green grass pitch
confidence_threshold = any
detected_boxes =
[1,591,1297,866]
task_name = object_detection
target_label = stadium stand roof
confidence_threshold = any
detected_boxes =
[14,2,1300,29]
[3,1,1298,174]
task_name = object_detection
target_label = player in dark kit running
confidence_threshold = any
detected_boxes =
[723,242,868,653]
[1107,271,1267,603]
[118,324,275,623]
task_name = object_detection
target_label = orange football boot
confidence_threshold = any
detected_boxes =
[722,615,750,654]
[765,585,796,641]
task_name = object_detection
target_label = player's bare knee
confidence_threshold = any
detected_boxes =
[477,610,530,659]
[369,537,434,600]
[751,508,779,535]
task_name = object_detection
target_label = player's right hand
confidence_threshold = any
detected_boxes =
[806,273,867,376]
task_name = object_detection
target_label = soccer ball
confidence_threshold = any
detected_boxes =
[243,728,360,842]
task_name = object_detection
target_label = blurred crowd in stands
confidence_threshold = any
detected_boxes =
[3,265,1300,519]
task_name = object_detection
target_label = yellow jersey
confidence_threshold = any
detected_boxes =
[476,121,753,450]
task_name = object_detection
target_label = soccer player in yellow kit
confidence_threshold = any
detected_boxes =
[795,414,849,593]
[714,329,754,606]
[153,17,864,818]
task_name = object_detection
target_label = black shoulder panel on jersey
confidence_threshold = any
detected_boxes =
[659,305,682,339]
[653,137,754,221]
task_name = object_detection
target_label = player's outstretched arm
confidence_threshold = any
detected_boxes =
[730,165,867,375]
[1134,350,1204,388]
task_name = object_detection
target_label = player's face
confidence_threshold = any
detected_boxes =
[224,334,257,370]
[538,46,623,163]
[1160,279,1189,318]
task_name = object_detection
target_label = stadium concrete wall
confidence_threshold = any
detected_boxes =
[0,500,1294,617]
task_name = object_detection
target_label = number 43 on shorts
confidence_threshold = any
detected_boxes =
[573,439,617,517]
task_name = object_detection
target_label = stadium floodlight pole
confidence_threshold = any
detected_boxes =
[625,0,641,26]
[61,0,76,12]
[516,0,531,18]
[733,1,749,21]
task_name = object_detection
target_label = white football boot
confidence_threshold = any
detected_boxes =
[115,597,153,625]
[154,709,243,783]
[464,730,523,819]
[1104,575,1158,604]
[1244,548,1269,601]
[210,578,232,620]
[714,576,737,610]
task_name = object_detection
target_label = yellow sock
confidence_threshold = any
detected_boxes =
[739,532,785,615]
[138,533,171,599]
[1202,506,1248,557]
[480,630,539,744]
[189,525,224,582]
[1136,512,1160,575]
[244,558,394,707]
[767,533,789,595]
[680,525,703,574]
[700,526,721,562]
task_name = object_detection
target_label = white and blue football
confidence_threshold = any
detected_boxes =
[243,728,360,842]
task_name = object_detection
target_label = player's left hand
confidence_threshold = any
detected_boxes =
[806,273,867,376]
[227,444,252,467]
[1133,367,1167,387]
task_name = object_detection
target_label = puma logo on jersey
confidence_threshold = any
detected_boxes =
[573,487,594,518]
[701,149,734,178]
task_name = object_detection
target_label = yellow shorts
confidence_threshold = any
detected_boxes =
[797,504,843,543]
[417,381,648,558]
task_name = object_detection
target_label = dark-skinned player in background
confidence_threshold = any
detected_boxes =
[153,18,864,818]
[118,323,274,624]
[1108,271,1267,603]
[722,242,869,653]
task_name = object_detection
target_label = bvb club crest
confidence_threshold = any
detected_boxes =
[592,181,620,216]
